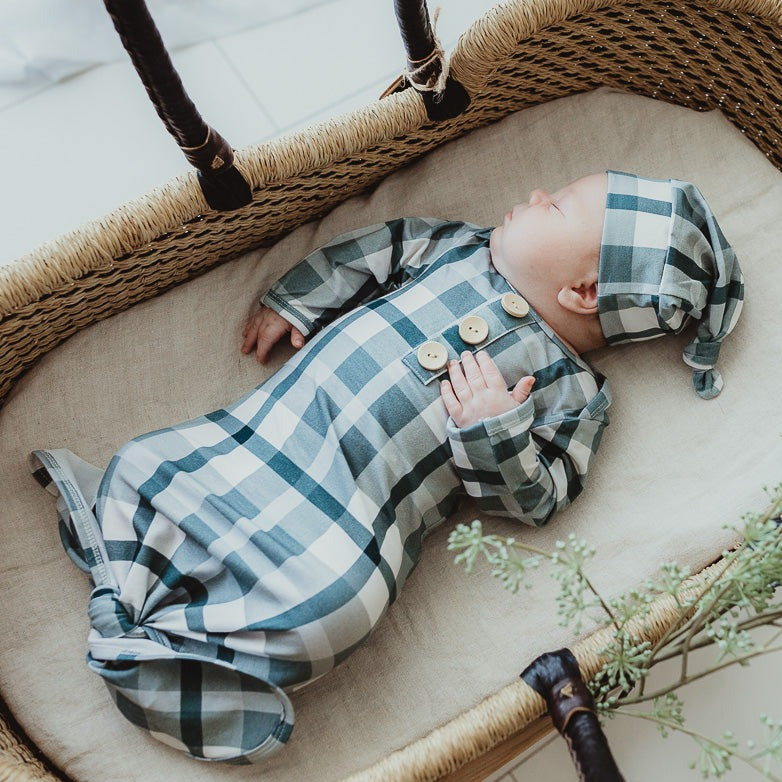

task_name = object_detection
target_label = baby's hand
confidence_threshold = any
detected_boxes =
[241,306,305,364]
[440,351,535,428]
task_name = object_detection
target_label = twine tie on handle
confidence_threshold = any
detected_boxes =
[405,6,449,98]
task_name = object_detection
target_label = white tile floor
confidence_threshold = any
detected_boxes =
[1,2,778,781]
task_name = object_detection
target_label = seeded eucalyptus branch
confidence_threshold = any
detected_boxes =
[448,482,782,779]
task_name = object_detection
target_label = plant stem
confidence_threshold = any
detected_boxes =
[661,552,782,675]
[614,644,782,708]
[616,710,782,782]
[647,494,782,667]
[505,538,621,630]
[650,550,776,672]
[647,559,731,662]
[649,611,782,665]
[581,571,621,632]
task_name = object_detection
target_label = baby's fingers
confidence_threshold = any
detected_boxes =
[440,379,463,420]
[242,312,258,338]
[511,375,536,404]
[475,350,506,389]
[241,312,264,353]
[460,351,486,390]
[290,328,305,349]
[447,359,472,401]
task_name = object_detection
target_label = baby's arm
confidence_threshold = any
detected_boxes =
[445,375,609,527]
[244,219,479,361]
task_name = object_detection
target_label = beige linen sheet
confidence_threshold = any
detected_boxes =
[1,87,780,781]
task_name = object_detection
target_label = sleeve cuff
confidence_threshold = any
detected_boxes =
[446,396,536,444]
[261,289,317,337]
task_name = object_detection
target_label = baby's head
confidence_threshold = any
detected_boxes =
[490,170,743,398]
[490,172,607,324]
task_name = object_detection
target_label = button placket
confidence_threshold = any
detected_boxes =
[407,294,533,384]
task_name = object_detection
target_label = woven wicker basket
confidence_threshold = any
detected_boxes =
[1,0,780,779]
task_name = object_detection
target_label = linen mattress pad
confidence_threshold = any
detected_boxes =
[1,87,780,781]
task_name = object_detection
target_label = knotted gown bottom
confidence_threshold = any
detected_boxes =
[29,327,464,761]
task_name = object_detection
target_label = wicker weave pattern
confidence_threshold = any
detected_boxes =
[1,0,780,779]
[453,1,782,164]
[0,712,59,782]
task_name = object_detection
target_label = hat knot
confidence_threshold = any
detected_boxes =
[597,171,744,399]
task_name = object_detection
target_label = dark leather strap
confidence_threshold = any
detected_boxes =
[391,0,470,120]
[103,0,251,210]
[522,649,626,782]
[394,0,437,63]
[548,675,597,733]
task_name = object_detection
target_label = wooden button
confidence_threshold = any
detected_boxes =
[417,340,448,371]
[501,292,530,318]
[458,315,489,345]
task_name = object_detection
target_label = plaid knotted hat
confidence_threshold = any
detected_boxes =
[597,170,744,399]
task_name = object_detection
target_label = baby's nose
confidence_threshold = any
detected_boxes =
[528,188,551,205]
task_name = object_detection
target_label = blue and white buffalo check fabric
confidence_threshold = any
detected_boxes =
[598,171,744,399]
[31,218,610,762]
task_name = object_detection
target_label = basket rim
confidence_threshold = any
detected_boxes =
[2,0,780,317]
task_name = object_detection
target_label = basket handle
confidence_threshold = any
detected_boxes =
[104,0,470,211]
[103,0,252,211]
[521,648,626,782]
[385,0,470,120]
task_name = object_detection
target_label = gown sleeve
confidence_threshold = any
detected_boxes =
[446,382,610,527]
[262,218,479,335]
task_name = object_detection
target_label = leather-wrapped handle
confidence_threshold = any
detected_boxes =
[390,0,470,120]
[103,0,251,211]
[394,0,437,62]
[522,649,626,782]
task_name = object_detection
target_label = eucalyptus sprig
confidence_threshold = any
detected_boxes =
[447,482,782,779]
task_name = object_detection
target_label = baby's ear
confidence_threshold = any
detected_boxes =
[557,280,598,315]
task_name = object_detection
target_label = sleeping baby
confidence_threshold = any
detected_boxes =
[31,170,743,762]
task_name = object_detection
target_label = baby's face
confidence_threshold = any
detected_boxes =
[489,173,608,294]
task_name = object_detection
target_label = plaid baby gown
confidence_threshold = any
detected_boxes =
[31,218,610,762]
